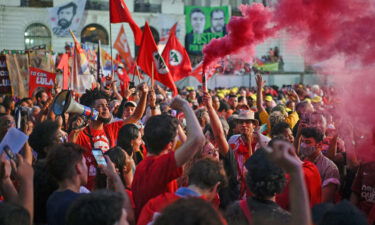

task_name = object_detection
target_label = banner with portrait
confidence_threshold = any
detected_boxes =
[184,6,229,56]
[5,54,29,98]
[48,0,87,37]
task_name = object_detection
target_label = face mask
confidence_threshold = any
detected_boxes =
[300,143,317,157]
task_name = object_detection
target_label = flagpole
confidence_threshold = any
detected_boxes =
[151,63,155,89]
[109,23,114,78]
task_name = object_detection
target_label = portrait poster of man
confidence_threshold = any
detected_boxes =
[185,6,229,56]
[48,0,87,37]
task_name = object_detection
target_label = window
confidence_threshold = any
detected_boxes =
[81,24,109,45]
[24,24,51,50]
[85,0,109,10]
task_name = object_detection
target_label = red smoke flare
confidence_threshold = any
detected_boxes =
[202,3,277,69]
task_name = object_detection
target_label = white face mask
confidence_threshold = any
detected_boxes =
[300,142,317,157]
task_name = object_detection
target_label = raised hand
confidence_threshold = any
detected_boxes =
[169,96,188,111]
[265,140,302,173]
[255,74,266,89]
[138,82,149,93]
[202,91,213,108]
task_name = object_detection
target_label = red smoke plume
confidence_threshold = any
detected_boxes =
[202,3,277,68]
[273,0,375,161]
[203,0,375,159]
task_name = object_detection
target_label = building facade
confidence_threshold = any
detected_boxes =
[0,0,308,87]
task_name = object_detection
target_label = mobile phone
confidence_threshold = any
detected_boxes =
[129,82,135,89]
[92,149,107,166]
[3,145,17,163]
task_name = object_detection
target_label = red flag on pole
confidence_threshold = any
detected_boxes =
[57,53,70,89]
[137,22,177,95]
[161,23,192,82]
[117,65,130,96]
[114,25,135,73]
[110,0,142,45]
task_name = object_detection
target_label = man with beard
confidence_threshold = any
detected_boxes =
[205,9,227,34]
[70,84,148,190]
[53,2,77,36]
[300,127,340,203]
[35,90,49,109]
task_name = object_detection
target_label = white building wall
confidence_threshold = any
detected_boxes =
[0,0,305,73]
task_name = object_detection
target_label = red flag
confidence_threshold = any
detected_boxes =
[110,0,142,45]
[161,23,192,82]
[117,65,130,96]
[57,53,70,89]
[114,25,134,72]
[137,22,177,95]
[189,62,216,83]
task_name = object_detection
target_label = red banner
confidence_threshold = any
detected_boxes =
[29,67,56,97]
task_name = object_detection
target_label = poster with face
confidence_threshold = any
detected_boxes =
[48,0,87,37]
[185,6,229,56]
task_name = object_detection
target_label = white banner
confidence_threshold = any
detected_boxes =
[48,0,87,37]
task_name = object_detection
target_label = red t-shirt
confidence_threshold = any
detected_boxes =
[276,161,322,210]
[137,192,180,225]
[352,162,375,217]
[131,151,183,219]
[74,121,124,190]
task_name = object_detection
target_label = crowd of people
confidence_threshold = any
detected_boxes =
[0,73,374,225]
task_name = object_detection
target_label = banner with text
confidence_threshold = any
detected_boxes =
[0,55,12,95]
[184,6,229,56]
[29,67,56,97]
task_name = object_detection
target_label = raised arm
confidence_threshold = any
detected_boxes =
[100,155,134,224]
[203,92,229,155]
[123,83,149,125]
[267,141,312,225]
[256,74,266,113]
[172,97,205,167]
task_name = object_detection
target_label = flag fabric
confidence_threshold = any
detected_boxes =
[137,22,177,95]
[188,62,216,83]
[100,48,116,76]
[161,23,192,82]
[57,53,70,89]
[117,65,130,96]
[114,25,135,73]
[109,0,142,45]
[70,31,95,93]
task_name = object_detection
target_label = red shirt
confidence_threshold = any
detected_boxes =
[137,192,180,225]
[74,121,124,190]
[276,161,322,210]
[131,151,183,219]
